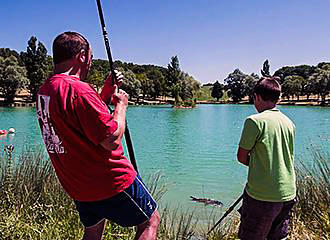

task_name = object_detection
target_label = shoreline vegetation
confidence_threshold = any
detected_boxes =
[0,89,329,108]
[1,41,330,108]
[0,145,329,239]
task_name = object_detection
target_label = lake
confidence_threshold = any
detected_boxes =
[0,104,329,213]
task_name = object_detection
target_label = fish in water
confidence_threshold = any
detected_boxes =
[190,196,223,206]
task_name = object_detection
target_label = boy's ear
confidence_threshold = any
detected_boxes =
[276,95,281,104]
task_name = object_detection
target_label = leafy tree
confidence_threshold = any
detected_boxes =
[190,77,201,97]
[166,56,182,103]
[165,56,199,105]
[297,77,309,97]
[224,69,248,102]
[136,73,149,99]
[21,36,48,101]
[146,69,166,99]
[88,69,104,91]
[274,65,316,84]
[0,48,22,64]
[0,55,28,104]
[211,80,223,101]
[46,55,53,77]
[179,72,198,101]
[308,68,330,105]
[114,60,168,100]
[86,59,110,90]
[261,59,270,77]
[282,75,304,100]
[304,77,318,100]
[245,73,259,103]
[120,68,141,100]
[317,62,330,71]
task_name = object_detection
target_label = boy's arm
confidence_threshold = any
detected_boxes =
[237,118,259,166]
[237,147,250,166]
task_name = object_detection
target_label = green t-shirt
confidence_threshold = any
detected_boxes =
[239,108,296,202]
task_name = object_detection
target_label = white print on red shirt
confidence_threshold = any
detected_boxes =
[37,94,65,154]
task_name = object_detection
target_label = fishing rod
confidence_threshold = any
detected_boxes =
[95,0,138,173]
[207,194,243,235]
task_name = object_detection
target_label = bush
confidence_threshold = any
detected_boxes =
[173,100,196,108]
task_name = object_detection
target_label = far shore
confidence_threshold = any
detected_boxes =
[198,99,330,107]
[1,99,329,108]
[0,90,329,107]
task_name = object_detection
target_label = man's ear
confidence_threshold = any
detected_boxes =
[77,49,86,64]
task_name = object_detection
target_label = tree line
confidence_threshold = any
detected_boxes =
[0,36,329,106]
[89,56,201,106]
[0,36,200,106]
[211,60,330,105]
[0,37,51,104]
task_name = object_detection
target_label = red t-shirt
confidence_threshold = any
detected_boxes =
[36,74,136,201]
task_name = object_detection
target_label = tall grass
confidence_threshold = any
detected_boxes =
[0,146,207,240]
[0,145,329,239]
[0,145,82,239]
[289,148,330,240]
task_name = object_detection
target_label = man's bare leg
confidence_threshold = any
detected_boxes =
[82,219,106,240]
[135,210,160,240]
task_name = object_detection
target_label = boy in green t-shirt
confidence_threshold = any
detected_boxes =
[237,77,296,240]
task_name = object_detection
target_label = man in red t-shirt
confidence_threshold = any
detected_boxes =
[37,32,160,240]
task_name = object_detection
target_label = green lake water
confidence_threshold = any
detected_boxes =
[0,104,329,214]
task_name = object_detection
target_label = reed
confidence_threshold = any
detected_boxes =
[0,145,82,239]
[289,147,330,240]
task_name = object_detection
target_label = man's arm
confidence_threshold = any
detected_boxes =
[237,147,250,166]
[100,88,128,151]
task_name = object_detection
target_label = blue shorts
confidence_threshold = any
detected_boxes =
[74,175,158,228]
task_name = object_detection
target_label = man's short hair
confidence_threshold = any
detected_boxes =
[254,77,281,102]
[53,32,89,64]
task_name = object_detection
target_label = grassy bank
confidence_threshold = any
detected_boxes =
[290,148,330,239]
[0,145,329,239]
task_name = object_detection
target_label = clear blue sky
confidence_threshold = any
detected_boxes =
[1,0,329,83]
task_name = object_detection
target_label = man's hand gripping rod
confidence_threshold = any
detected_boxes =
[96,0,138,173]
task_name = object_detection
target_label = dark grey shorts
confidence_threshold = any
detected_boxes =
[238,191,296,240]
